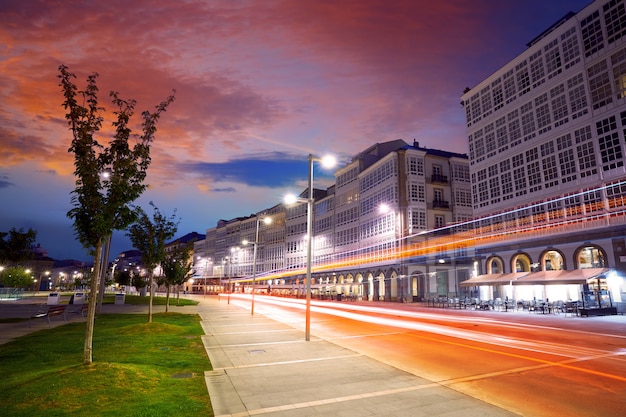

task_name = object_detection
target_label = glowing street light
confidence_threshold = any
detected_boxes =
[243,215,272,316]
[285,153,336,341]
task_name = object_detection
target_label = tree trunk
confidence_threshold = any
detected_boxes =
[84,237,103,365]
[96,235,111,314]
[148,271,153,323]
[165,284,170,313]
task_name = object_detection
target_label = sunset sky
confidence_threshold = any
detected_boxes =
[0,0,592,262]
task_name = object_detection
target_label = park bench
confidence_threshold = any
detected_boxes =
[65,303,89,319]
[29,304,67,327]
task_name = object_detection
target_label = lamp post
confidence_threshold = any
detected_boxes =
[227,247,240,304]
[244,216,272,316]
[286,153,335,341]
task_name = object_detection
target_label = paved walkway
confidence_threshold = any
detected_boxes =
[0,296,571,416]
[197,296,520,417]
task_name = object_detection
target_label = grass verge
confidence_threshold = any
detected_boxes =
[102,294,198,306]
[0,313,213,416]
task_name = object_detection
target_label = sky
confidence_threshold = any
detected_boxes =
[0,0,593,262]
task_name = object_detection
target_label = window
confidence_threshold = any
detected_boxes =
[535,103,551,130]
[596,116,623,171]
[545,47,562,75]
[581,11,604,57]
[501,172,513,197]
[527,161,542,192]
[409,183,425,202]
[599,132,623,170]
[525,147,539,162]
[435,215,445,229]
[542,155,558,188]
[588,60,613,109]
[433,188,443,201]
[516,63,531,94]
[556,133,573,150]
[530,54,546,85]
[410,209,426,231]
[551,94,568,122]
[521,112,536,136]
[605,0,626,44]
[504,74,517,99]
[561,32,581,65]
[489,176,501,199]
[559,148,577,183]
[407,156,424,175]
[513,167,527,196]
[541,140,555,156]
[578,142,598,178]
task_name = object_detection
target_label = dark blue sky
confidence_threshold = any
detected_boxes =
[0,0,593,261]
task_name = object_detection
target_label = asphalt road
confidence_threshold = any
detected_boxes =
[225,294,626,417]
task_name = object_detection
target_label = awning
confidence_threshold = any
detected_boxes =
[460,272,529,286]
[513,268,609,285]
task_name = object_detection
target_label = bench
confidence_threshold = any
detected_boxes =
[29,304,67,327]
[65,303,89,319]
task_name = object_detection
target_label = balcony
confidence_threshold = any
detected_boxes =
[432,199,450,209]
[431,173,448,183]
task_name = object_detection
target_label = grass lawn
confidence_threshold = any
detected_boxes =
[0,313,213,416]
[102,294,199,306]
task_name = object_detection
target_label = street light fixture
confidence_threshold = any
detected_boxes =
[243,216,272,316]
[285,153,335,341]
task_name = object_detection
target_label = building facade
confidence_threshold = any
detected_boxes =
[200,139,472,301]
[460,0,626,310]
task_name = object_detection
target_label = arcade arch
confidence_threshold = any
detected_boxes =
[540,249,565,271]
[486,256,504,274]
[512,253,532,272]
[576,245,607,269]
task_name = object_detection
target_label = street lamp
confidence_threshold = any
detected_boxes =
[285,153,336,341]
[227,247,240,304]
[243,215,272,316]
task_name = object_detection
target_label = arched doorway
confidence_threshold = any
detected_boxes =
[512,253,532,272]
[486,256,504,274]
[355,273,364,300]
[576,245,607,269]
[390,271,398,301]
[541,249,565,270]
[411,272,426,301]
[377,272,386,301]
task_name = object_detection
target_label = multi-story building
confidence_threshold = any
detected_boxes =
[460,0,626,311]
[200,139,472,301]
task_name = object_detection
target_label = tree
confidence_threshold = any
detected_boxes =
[161,242,193,311]
[58,65,175,365]
[0,228,37,265]
[114,269,132,287]
[126,202,178,322]
[131,271,147,293]
[0,266,33,289]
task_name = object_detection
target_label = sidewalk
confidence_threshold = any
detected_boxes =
[198,296,519,417]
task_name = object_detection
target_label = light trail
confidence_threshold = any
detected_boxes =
[227,294,625,365]
[228,294,626,340]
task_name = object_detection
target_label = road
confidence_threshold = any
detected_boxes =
[225,294,626,417]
